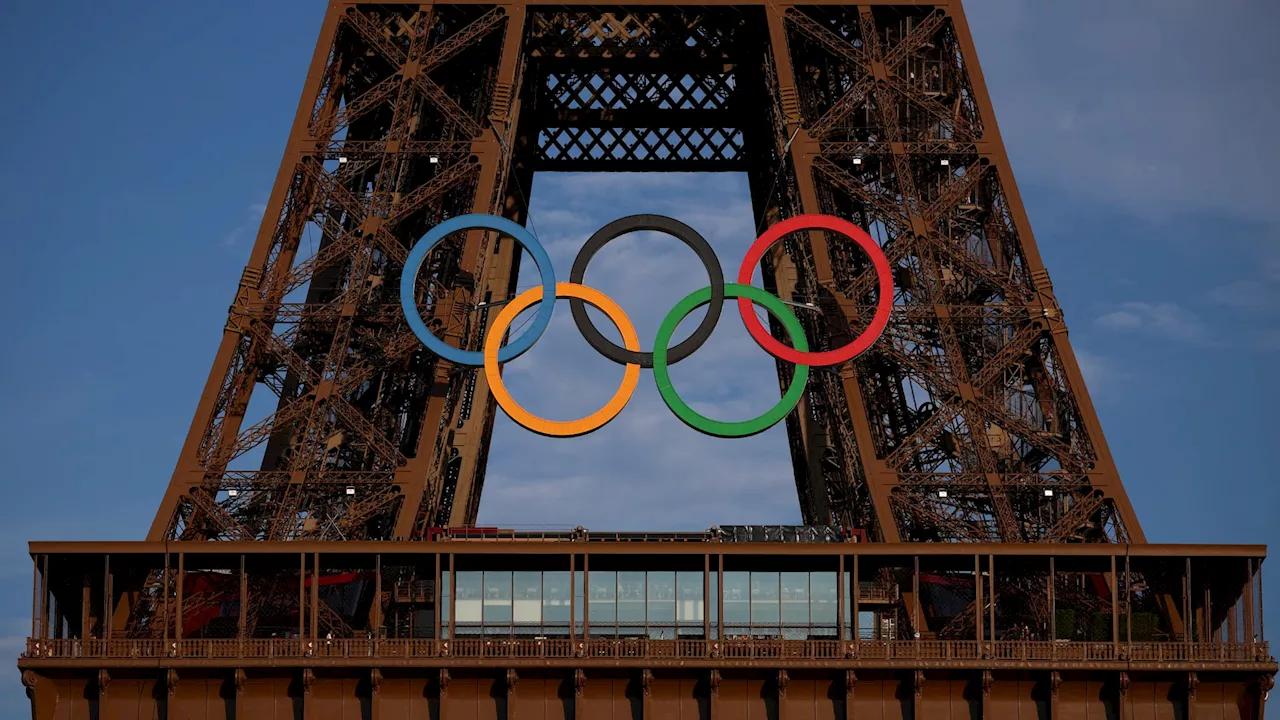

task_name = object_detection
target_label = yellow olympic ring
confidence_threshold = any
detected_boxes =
[484,282,641,437]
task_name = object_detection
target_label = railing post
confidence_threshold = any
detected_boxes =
[838,554,846,645]
[975,555,982,647]
[851,554,859,653]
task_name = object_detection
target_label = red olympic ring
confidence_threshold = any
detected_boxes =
[736,215,894,367]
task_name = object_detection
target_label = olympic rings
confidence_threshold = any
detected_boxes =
[569,214,724,368]
[485,283,641,437]
[400,214,557,366]
[736,215,893,367]
[400,212,893,437]
[654,284,809,438]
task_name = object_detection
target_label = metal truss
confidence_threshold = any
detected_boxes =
[147,1,1146,561]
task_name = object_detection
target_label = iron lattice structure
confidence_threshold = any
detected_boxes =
[148,1,1143,548]
[18,3,1279,717]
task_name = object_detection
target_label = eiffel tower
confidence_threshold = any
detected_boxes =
[18,1,1274,718]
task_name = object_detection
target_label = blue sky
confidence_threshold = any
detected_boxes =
[0,0,1277,713]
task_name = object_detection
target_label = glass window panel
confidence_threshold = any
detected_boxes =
[455,571,483,624]
[843,572,853,639]
[751,572,780,626]
[648,571,676,624]
[440,570,451,623]
[781,572,809,625]
[483,571,512,624]
[574,570,584,633]
[723,571,750,631]
[676,571,703,624]
[709,571,718,626]
[810,572,837,626]
[513,571,542,626]
[588,571,616,625]
[858,611,877,640]
[617,571,646,623]
[543,571,571,623]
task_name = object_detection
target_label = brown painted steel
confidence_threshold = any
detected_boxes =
[16,0,1276,718]
[145,0,1151,550]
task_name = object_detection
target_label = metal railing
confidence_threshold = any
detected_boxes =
[23,638,1273,664]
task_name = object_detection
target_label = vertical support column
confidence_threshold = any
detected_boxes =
[1050,672,1061,720]
[1245,559,1256,642]
[448,554,456,641]
[311,553,320,640]
[1186,672,1199,720]
[434,553,441,640]
[370,669,383,720]
[912,556,920,643]
[298,553,306,647]
[574,669,586,719]
[30,556,39,642]
[912,671,924,720]
[851,554,859,646]
[1124,555,1132,651]
[40,555,49,641]
[760,2,901,538]
[1185,558,1193,647]
[838,554,846,643]
[1205,585,1213,642]
[569,553,576,643]
[975,555,983,645]
[988,555,996,644]
[1118,672,1130,720]
[641,669,653,719]
[717,555,725,640]
[80,574,90,641]
[1111,556,1120,645]
[103,550,112,635]
[238,555,247,641]
[844,670,856,720]
[583,554,591,639]
[1049,557,1056,643]
[391,2,532,536]
[162,550,170,648]
[778,670,790,720]
[710,670,722,720]
[1260,562,1266,642]
[645,572,650,638]
[981,670,993,720]
[175,553,184,644]
[374,553,383,641]
[441,2,533,529]
[704,554,711,640]
[506,669,519,719]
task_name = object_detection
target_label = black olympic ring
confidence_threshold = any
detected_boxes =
[568,214,725,368]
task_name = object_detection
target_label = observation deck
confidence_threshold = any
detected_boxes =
[18,534,1277,719]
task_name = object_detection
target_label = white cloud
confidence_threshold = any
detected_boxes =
[1095,302,1208,343]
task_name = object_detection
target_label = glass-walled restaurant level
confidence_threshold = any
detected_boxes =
[440,570,891,640]
[26,543,1268,652]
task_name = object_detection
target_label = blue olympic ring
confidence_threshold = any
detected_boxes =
[399,214,557,366]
